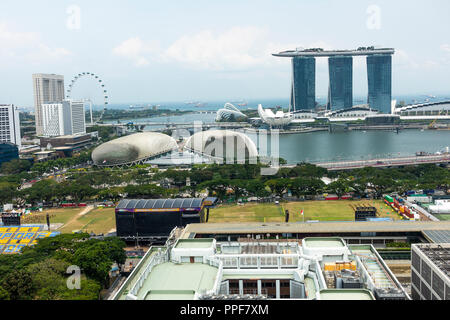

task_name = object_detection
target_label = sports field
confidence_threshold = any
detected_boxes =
[434,214,450,221]
[22,207,116,234]
[58,207,116,234]
[208,200,402,223]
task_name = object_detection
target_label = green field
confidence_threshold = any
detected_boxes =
[22,208,82,225]
[434,214,450,221]
[208,200,403,222]
[23,207,116,234]
[58,207,116,234]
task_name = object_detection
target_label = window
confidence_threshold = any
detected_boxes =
[422,262,431,285]
[421,281,431,300]
[431,271,445,299]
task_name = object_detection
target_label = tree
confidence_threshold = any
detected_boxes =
[59,277,101,300]
[23,179,59,203]
[0,182,17,204]
[1,159,32,175]
[290,178,309,198]
[327,179,350,198]
[124,184,169,198]
[27,258,70,300]
[371,176,396,198]
[229,179,247,201]
[72,241,116,286]
[200,179,230,200]
[0,286,9,300]
[246,180,269,198]
[265,178,290,198]
[97,187,124,202]
[1,269,35,300]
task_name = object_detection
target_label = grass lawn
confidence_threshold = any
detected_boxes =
[208,200,403,223]
[58,207,116,234]
[22,207,116,234]
[22,208,84,225]
[434,214,450,221]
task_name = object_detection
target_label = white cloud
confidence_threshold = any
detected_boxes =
[0,23,71,64]
[441,44,450,53]
[165,27,274,70]
[113,26,333,71]
[393,49,419,69]
[112,37,160,67]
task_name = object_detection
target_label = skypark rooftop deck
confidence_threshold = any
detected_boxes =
[273,48,395,58]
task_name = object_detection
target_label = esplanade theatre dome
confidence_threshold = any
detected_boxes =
[184,129,258,162]
[92,132,178,166]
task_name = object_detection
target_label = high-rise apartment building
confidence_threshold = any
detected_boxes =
[328,56,353,110]
[41,100,86,137]
[0,104,21,148]
[32,74,65,136]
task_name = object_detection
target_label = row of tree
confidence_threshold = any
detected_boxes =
[1,159,449,205]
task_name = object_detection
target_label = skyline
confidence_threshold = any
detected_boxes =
[1,0,450,107]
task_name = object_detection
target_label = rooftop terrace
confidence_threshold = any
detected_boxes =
[175,239,214,249]
[137,262,219,300]
[319,289,375,300]
[273,48,395,58]
[304,237,345,248]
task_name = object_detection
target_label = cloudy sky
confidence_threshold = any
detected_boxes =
[1,0,450,106]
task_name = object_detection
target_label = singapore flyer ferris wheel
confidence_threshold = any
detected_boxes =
[66,72,109,123]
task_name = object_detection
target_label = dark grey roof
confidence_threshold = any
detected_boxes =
[116,198,204,210]
[422,230,450,243]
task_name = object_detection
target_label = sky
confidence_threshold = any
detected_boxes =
[1,0,450,107]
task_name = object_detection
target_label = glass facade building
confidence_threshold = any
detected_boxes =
[328,56,353,110]
[0,143,19,166]
[291,57,316,111]
[367,54,392,114]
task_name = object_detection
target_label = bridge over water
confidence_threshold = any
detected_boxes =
[87,122,252,131]
[309,154,450,171]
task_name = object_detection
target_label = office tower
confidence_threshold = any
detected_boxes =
[291,57,316,110]
[70,100,86,135]
[328,56,353,110]
[0,104,22,148]
[32,74,65,136]
[41,100,85,137]
[367,55,392,114]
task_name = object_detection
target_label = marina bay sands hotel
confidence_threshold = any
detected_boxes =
[273,47,395,114]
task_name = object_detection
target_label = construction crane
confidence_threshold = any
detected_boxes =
[428,119,437,129]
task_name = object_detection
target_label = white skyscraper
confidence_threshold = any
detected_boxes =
[70,101,86,135]
[32,74,65,136]
[0,104,22,148]
[41,100,86,137]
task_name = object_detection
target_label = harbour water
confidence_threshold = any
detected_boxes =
[103,99,450,164]
[246,129,450,164]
